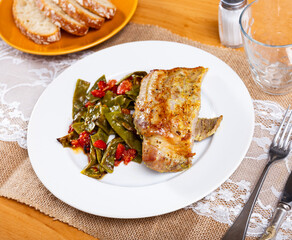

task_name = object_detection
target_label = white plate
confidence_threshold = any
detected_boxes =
[27,41,254,219]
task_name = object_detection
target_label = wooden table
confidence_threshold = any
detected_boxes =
[0,0,223,239]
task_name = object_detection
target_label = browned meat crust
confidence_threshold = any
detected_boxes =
[134,67,208,172]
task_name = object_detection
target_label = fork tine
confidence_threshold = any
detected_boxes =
[279,108,292,148]
[273,105,290,146]
[283,114,292,150]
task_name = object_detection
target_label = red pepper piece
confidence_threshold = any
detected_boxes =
[117,80,132,95]
[68,124,74,133]
[122,149,137,165]
[115,143,125,160]
[107,79,117,89]
[91,89,105,98]
[93,140,107,150]
[85,101,94,108]
[70,140,79,148]
[78,131,91,148]
[102,79,117,92]
[111,85,118,94]
[114,160,122,167]
[98,81,107,91]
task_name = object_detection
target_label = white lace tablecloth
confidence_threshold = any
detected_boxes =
[0,39,291,239]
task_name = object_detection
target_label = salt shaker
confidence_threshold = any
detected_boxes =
[218,0,247,48]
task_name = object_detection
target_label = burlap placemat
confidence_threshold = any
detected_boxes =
[1,23,292,240]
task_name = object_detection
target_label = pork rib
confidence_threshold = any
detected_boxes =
[134,67,208,172]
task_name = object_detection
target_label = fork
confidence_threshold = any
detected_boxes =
[222,106,292,240]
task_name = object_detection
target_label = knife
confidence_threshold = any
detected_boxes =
[260,171,292,240]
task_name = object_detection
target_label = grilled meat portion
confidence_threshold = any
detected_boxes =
[134,67,208,172]
[194,116,223,141]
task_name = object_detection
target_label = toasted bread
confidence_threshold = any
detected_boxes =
[35,0,89,36]
[12,0,61,44]
[53,0,105,29]
[75,0,116,19]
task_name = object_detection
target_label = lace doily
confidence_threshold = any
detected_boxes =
[187,100,292,239]
[0,40,94,148]
[0,39,291,239]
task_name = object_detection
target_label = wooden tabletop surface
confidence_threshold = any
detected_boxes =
[0,0,227,239]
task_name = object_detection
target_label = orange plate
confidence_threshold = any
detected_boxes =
[0,0,137,55]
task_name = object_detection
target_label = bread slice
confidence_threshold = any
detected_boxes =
[35,0,89,36]
[75,0,116,19]
[12,0,61,44]
[53,0,105,29]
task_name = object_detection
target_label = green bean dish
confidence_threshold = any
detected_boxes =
[57,71,147,179]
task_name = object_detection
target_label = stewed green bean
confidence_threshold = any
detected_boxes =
[57,71,147,180]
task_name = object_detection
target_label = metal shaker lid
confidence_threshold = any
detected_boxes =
[221,0,247,10]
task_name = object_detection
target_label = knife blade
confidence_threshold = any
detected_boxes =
[281,171,292,207]
[260,171,292,240]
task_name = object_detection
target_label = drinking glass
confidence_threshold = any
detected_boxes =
[239,0,292,95]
